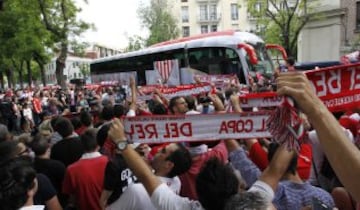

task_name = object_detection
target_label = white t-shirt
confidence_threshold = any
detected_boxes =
[308,127,354,185]
[248,180,275,203]
[23,107,33,122]
[159,176,181,194]
[106,183,156,210]
[150,183,203,210]
[19,205,45,210]
[186,110,201,115]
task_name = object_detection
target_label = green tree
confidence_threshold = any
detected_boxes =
[138,0,179,46]
[124,35,145,52]
[37,0,91,88]
[247,0,318,57]
[79,63,90,78]
[0,0,52,88]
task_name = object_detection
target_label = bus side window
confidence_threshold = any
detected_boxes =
[137,70,146,86]
[189,55,198,65]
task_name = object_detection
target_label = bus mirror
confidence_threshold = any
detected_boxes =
[266,44,288,61]
[237,43,258,65]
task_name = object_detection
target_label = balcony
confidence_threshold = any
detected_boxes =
[197,13,221,23]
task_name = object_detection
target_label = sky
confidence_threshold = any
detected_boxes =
[74,0,149,50]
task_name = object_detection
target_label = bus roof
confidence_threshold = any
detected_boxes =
[91,30,264,64]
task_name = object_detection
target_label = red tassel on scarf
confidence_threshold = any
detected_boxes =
[266,97,306,151]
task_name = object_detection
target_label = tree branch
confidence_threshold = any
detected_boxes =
[289,15,310,52]
[61,0,68,34]
[37,0,61,37]
[266,9,283,28]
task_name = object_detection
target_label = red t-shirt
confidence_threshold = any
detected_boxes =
[248,142,312,180]
[179,141,228,200]
[248,141,269,171]
[75,125,88,136]
[63,155,108,210]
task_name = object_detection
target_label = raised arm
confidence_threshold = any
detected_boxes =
[277,71,360,202]
[208,93,225,112]
[259,144,295,192]
[108,119,161,195]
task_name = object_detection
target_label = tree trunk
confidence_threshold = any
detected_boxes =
[56,42,67,89]
[18,61,24,89]
[5,69,11,89]
[35,59,46,86]
[26,59,32,88]
[40,64,46,87]
[10,68,15,89]
[0,71,4,89]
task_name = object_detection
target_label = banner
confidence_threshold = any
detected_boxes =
[137,83,212,101]
[305,63,360,112]
[124,112,272,143]
[194,74,239,88]
[237,64,360,112]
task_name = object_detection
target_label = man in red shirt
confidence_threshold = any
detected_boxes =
[32,91,43,126]
[63,129,109,210]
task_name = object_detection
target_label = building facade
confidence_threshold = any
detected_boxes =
[45,56,93,84]
[298,0,360,62]
[45,44,121,84]
[167,0,257,37]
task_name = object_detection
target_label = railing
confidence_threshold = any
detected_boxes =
[197,13,221,23]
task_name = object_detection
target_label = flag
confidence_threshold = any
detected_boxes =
[154,59,177,83]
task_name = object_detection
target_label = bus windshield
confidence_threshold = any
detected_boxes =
[245,43,274,79]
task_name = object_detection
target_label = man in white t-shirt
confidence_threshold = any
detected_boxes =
[151,143,191,194]
[108,119,294,210]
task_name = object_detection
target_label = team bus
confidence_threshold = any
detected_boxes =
[90,30,287,87]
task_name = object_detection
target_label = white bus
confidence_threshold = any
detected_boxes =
[90,30,287,87]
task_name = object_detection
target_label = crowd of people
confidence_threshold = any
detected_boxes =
[0,71,359,210]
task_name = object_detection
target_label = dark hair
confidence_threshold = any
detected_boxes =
[30,134,49,156]
[216,92,225,106]
[224,191,269,210]
[286,57,295,66]
[0,140,19,165]
[80,110,92,127]
[168,96,182,114]
[268,142,297,175]
[225,87,237,100]
[96,123,110,148]
[184,96,196,110]
[71,117,82,130]
[166,143,192,178]
[50,116,60,132]
[196,158,239,210]
[114,104,125,118]
[0,157,36,210]
[101,105,114,121]
[54,117,74,138]
[151,101,167,115]
[81,128,98,152]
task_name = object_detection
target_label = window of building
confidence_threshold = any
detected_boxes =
[231,4,239,20]
[181,6,189,23]
[181,0,187,2]
[200,5,208,21]
[357,2,360,30]
[201,25,208,34]
[211,25,217,32]
[182,26,190,37]
[209,4,217,20]
[255,2,263,12]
